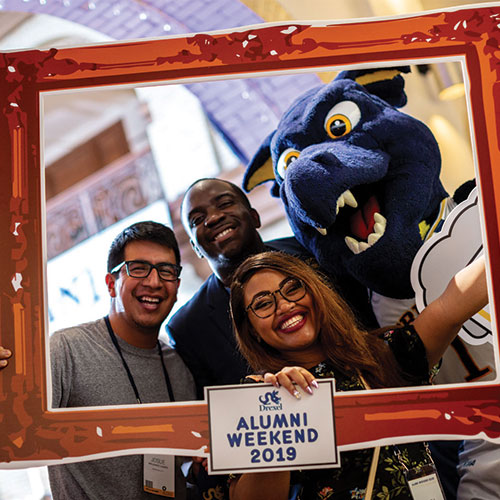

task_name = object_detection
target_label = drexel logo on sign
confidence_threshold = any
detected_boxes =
[205,380,339,475]
[259,390,282,411]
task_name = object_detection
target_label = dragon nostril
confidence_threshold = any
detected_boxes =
[313,150,339,166]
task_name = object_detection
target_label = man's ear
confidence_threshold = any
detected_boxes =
[250,207,261,229]
[105,273,117,298]
[190,239,204,259]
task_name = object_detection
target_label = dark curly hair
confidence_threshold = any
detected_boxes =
[107,221,180,273]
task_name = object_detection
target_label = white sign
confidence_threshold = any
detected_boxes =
[205,380,338,474]
[411,187,490,345]
[411,187,496,384]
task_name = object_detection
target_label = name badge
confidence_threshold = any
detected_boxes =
[406,464,445,500]
[143,454,175,497]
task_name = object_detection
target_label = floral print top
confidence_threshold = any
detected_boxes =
[241,324,434,500]
[291,324,433,500]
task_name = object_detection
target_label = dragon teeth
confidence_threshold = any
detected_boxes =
[359,242,370,252]
[316,193,384,249]
[343,189,358,208]
[374,212,387,226]
[344,213,386,255]
[368,232,382,245]
[345,236,361,255]
[336,189,358,215]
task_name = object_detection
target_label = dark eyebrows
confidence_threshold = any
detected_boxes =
[248,276,295,302]
[214,192,236,203]
[187,207,202,222]
[130,259,178,266]
[279,276,294,287]
[186,192,236,224]
[250,290,271,301]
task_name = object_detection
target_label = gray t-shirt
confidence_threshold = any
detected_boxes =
[49,317,196,500]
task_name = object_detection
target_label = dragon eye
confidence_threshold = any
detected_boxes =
[277,148,300,179]
[324,101,361,139]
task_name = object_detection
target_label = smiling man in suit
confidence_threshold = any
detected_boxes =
[166,178,306,399]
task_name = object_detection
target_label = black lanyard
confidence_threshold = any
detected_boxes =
[104,316,175,404]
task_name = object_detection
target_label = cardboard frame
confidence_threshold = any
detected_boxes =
[2,4,500,467]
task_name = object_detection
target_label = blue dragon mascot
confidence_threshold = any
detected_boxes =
[243,66,493,383]
[243,68,495,499]
[243,67,450,323]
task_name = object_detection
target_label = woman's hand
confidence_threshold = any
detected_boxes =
[264,366,318,399]
[0,347,12,370]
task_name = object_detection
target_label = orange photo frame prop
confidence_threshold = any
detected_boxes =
[1,4,500,467]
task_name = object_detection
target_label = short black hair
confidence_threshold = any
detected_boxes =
[107,221,180,273]
[181,177,252,216]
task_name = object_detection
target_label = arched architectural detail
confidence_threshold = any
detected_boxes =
[2,0,320,161]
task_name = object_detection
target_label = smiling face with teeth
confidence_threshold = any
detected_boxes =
[107,240,180,348]
[243,269,323,366]
[181,179,264,285]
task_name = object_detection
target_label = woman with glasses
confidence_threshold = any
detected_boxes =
[228,251,488,500]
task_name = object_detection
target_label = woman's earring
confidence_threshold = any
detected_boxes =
[256,335,262,343]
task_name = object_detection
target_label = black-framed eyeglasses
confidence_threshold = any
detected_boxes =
[110,260,182,282]
[245,277,307,319]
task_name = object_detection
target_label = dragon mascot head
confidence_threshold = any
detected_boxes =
[243,67,448,299]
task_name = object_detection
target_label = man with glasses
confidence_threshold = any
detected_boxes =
[47,221,197,500]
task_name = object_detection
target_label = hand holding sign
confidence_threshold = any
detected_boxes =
[263,366,319,399]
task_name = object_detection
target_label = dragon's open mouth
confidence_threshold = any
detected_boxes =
[315,183,387,255]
